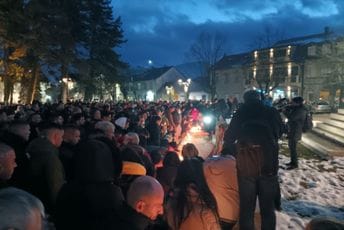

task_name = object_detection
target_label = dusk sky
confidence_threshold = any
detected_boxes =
[112,0,344,67]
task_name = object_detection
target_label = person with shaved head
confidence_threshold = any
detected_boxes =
[112,176,164,229]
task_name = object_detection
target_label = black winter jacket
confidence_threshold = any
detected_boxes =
[223,100,283,175]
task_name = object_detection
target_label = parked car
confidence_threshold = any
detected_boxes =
[311,101,332,113]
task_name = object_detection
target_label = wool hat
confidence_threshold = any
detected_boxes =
[121,161,146,176]
[115,117,128,129]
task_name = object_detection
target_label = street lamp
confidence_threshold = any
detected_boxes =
[178,78,191,101]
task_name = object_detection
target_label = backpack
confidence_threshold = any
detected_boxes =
[302,109,313,132]
[236,117,276,176]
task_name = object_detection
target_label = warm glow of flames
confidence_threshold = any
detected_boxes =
[190,125,202,133]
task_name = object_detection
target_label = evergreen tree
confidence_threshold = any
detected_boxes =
[78,0,126,100]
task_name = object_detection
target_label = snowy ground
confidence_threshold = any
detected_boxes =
[180,128,344,229]
[276,154,344,229]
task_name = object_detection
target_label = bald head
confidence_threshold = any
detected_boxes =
[127,176,164,220]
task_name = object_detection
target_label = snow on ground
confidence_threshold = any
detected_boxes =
[180,127,344,229]
[276,155,344,229]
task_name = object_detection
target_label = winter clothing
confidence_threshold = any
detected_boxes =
[59,141,77,182]
[55,140,124,230]
[124,144,155,176]
[222,97,283,230]
[223,99,283,175]
[203,155,239,224]
[0,131,30,189]
[156,166,178,194]
[147,120,161,146]
[122,161,146,175]
[115,117,128,130]
[110,202,152,230]
[284,104,307,167]
[26,137,65,214]
[0,180,9,190]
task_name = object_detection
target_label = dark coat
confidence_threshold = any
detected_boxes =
[0,180,9,190]
[284,105,307,141]
[223,100,283,175]
[110,202,152,230]
[156,166,178,194]
[0,131,30,189]
[55,140,124,230]
[26,137,65,214]
[59,142,78,182]
[94,136,123,181]
[125,144,155,177]
[148,123,161,146]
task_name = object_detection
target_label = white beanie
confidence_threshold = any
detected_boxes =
[115,117,128,129]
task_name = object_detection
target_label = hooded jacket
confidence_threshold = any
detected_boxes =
[222,99,283,175]
[55,140,124,230]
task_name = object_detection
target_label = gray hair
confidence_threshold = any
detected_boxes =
[124,132,140,145]
[95,121,115,134]
[0,187,45,229]
[0,143,13,158]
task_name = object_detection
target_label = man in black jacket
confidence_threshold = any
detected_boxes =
[26,123,65,215]
[283,96,307,170]
[59,125,80,182]
[113,176,164,230]
[222,90,283,230]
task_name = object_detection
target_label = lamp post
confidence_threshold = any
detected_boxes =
[178,78,191,101]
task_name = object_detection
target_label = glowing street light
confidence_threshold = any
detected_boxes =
[178,78,191,101]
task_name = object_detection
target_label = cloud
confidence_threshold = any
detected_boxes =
[112,0,344,67]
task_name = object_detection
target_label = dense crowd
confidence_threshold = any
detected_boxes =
[0,95,343,230]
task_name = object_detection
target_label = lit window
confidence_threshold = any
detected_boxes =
[287,63,292,76]
[146,90,154,101]
[270,48,274,58]
[287,46,291,56]
[254,51,258,59]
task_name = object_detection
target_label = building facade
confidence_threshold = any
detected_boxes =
[215,28,344,107]
[124,66,209,101]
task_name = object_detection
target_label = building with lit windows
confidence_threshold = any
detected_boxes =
[215,28,344,108]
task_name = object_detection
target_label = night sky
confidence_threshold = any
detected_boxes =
[112,0,344,67]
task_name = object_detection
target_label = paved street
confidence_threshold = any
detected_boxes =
[179,125,214,159]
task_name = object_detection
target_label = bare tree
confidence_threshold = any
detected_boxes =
[247,25,287,98]
[188,31,226,100]
[249,25,286,50]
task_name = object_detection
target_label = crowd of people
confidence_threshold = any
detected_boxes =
[0,93,343,230]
